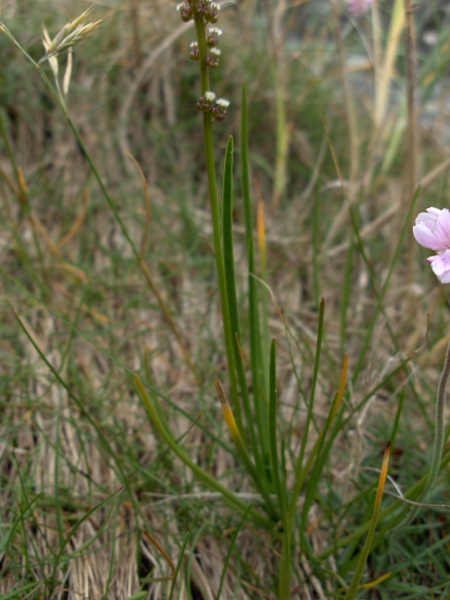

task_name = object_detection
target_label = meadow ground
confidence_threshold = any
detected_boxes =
[1,1,450,598]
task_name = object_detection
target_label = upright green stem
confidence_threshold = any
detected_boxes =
[193,13,243,430]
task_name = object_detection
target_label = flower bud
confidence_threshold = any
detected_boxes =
[176,2,193,22]
[206,27,222,47]
[205,47,221,68]
[197,91,216,112]
[189,41,199,61]
[211,97,229,122]
[195,0,208,17]
[206,3,220,23]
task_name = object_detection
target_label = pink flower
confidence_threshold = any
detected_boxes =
[345,0,373,16]
[427,251,450,284]
[413,207,450,283]
[413,208,450,251]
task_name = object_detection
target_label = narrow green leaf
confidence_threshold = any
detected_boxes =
[288,298,325,522]
[241,84,268,456]
[269,339,291,599]
[222,135,268,485]
[134,374,271,528]
[344,444,390,599]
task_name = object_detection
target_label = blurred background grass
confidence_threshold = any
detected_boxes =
[2,0,450,598]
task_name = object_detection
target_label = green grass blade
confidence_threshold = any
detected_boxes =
[222,135,267,478]
[168,531,191,600]
[240,84,268,456]
[269,339,283,508]
[343,443,390,599]
[300,356,348,530]
[216,381,279,521]
[222,135,250,425]
[13,309,144,521]
[51,487,124,581]
[268,339,291,599]
[216,507,251,600]
[288,297,325,522]
[134,374,271,528]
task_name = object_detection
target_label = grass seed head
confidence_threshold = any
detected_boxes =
[39,7,104,64]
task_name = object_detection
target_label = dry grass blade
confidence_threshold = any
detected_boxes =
[126,149,151,259]
[143,529,176,580]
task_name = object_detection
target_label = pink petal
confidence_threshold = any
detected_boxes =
[435,208,450,246]
[427,250,450,284]
[413,207,450,251]
[413,223,447,251]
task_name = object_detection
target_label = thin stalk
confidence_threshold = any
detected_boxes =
[257,191,270,385]
[263,0,289,211]
[340,238,354,359]
[332,0,359,187]
[404,0,418,285]
[193,12,243,430]
[269,340,283,510]
[343,443,390,600]
[364,0,404,192]
[168,532,191,600]
[268,340,291,600]
[216,506,251,600]
[312,189,321,305]
[300,355,348,530]
[288,298,325,523]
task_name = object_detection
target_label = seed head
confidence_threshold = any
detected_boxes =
[39,7,104,64]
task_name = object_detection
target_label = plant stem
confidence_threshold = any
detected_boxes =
[193,12,243,430]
